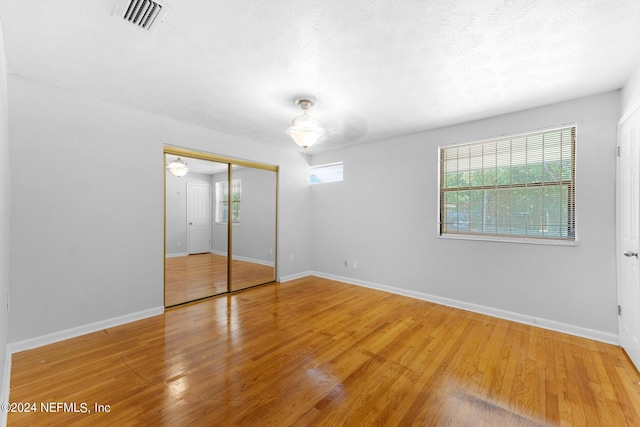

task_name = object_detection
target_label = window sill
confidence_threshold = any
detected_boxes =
[438,233,577,246]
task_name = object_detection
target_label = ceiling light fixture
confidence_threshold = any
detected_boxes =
[166,157,189,177]
[286,98,325,149]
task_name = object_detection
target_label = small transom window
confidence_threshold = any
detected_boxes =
[310,162,343,185]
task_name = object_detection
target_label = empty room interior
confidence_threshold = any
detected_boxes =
[3,0,640,425]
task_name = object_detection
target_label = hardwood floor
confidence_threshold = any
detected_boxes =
[164,253,228,306]
[164,253,274,306]
[8,277,640,426]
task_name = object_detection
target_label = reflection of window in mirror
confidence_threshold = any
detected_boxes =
[215,179,241,223]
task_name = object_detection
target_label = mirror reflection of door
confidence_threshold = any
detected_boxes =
[165,154,229,306]
[187,182,211,254]
[230,164,277,291]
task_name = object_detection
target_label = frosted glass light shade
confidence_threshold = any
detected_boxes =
[286,112,325,149]
[167,157,189,177]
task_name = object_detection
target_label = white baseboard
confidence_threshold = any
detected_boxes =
[279,270,314,283]
[309,271,619,345]
[165,252,188,258]
[1,348,10,427]
[210,251,274,267]
[234,255,274,267]
[8,306,165,355]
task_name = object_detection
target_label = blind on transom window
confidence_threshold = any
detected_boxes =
[439,126,576,241]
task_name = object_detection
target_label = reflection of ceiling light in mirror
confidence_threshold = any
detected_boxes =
[167,157,189,177]
[286,98,324,149]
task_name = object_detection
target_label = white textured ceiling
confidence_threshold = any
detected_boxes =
[1,0,640,153]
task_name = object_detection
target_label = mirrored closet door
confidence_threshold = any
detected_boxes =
[230,164,277,291]
[164,147,277,307]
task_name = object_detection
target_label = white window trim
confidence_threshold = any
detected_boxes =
[437,233,578,246]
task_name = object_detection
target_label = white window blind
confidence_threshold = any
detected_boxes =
[440,126,576,241]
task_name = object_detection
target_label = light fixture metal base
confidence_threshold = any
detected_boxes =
[293,95,317,108]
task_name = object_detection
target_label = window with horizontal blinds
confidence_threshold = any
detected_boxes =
[439,125,576,241]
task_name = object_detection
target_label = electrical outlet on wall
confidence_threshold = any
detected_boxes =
[353,261,358,269]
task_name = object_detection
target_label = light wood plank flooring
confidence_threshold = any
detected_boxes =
[8,277,640,426]
[164,253,274,306]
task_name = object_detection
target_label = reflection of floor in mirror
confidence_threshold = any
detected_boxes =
[164,253,275,306]
[230,257,277,292]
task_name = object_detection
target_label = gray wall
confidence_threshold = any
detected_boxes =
[211,167,276,264]
[0,19,10,414]
[310,91,620,337]
[7,75,311,344]
[232,167,277,263]
[623,61,640,115]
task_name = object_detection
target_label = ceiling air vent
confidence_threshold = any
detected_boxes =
[116,0,168,31]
